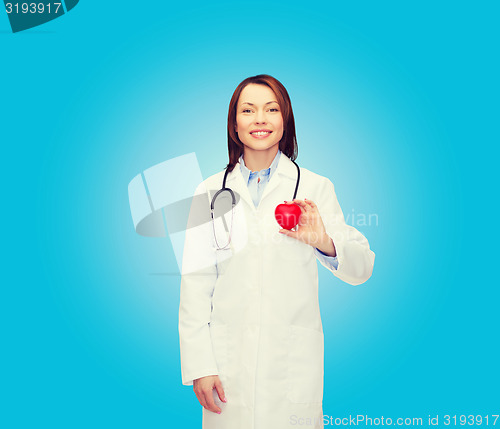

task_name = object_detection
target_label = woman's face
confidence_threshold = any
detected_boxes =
[235,84,284,155]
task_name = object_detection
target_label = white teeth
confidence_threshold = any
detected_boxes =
[251,131,270,136]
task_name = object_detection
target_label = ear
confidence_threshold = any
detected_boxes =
[234,122,238,133]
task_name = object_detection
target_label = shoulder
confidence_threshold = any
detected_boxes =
[298,166,335,190]
[194,168,227,194]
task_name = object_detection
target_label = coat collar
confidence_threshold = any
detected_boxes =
[226,151,298,183]
[238,149,281,185]
[224,152,299,210]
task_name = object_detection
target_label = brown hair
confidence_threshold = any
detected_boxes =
[226,74,298,173]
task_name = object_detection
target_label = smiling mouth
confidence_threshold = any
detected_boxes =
[250,131,272,136]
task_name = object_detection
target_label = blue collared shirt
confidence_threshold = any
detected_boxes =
[239,150,338,270]
[239,150,281,208]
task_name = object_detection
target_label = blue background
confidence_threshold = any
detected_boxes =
[2,1,498,427]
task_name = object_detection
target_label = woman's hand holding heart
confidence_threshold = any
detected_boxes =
[278,199,337,257]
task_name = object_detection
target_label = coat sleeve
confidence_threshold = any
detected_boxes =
[315,177,375,285]
[314,247,339,270]
[178,181,219,386]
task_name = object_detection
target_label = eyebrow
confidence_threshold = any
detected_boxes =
[239,101,279,106]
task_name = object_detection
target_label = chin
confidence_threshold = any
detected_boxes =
[244,142,280,152]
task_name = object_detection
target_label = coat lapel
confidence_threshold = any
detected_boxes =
[224,162,254,210]
[261,154,298,203]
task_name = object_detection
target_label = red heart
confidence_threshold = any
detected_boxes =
[275,203,301,230]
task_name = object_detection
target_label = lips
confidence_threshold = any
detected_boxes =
[250,129,272,137]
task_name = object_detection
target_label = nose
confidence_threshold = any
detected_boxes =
[255,109,267,124]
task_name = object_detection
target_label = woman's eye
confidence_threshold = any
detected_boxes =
[242,109,252,113]
[269,108,279,112]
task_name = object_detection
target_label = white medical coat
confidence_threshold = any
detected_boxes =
[179,153,375,429]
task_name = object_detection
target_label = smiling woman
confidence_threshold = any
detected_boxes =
[234,84,284,158]
[227,75,297,174]
[178,74,376,429]
[234,89,283,170]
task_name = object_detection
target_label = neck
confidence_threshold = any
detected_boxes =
[242,146,279,172]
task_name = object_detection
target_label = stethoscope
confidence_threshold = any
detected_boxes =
[210,159,301,250]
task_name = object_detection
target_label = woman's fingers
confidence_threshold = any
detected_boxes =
[293,199,319,219]
[202,388,222,414]
[214,377,227,403]
[194,388,207,409]
[292,199,310,212]
[295,199,321,226]
[194,376,223,414]
[301,198,319,213]
[290,200,311,224]
[285,200,306,215]
[279,228,299,239]
[304,199,317,210]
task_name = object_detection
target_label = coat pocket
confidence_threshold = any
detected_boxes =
[287,325,324,403]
